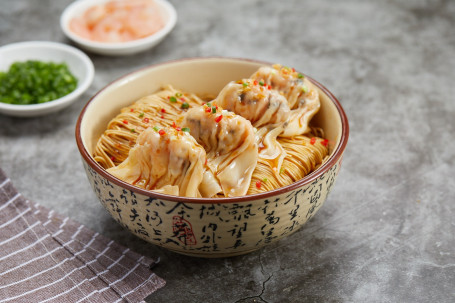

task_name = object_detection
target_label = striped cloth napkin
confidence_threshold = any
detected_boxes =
[0,169,165,303]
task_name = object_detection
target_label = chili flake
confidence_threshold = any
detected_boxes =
[205,107,212,113]
[321,139,329,146]
[175,126,181,131]
[161,108,166,113]
[256,180,261,189]
[143,117,149,123]
[130,108,134,112]
[122,119,128,124]
[215,115,223,123]
[158,129,166,136]
[110,156,115,162]
[310,137,316,145]
[253,80,258,85]
[172,122,177,128]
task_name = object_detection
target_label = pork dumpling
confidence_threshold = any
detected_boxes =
[214,79,291,171]
[214,79,291,128]
[107,126,206,197]
[179,106,258,197]
[251,64,320,137]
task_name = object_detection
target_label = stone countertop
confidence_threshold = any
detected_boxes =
[1,0,454,302]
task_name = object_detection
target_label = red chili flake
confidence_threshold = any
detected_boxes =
[253,80,258,85]
[110,156,115,161]
[161,108,166,113]
[175,127,181,131]
[310,137,316,145]
[204,158,207,166]
[267,85,272,90]
[158,129,166,136]
[215,115,223,123]
[292,67,296,72]
[122,120,128,124]
[143,117,149,123]
[205,107,212,113]
[321,139,329,146]
[256,180,262,189]
[161,115,164,119]
[180,97,185,102]
[172,122,177,128]
[130,108,134,112]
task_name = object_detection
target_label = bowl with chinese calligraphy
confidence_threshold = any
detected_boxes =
[76,57,349,257]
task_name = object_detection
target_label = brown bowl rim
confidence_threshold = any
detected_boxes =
[75,57,349,204]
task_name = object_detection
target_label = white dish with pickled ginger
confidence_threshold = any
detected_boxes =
[60,0,177,55]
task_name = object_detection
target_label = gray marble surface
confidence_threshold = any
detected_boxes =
[1,0,454,302]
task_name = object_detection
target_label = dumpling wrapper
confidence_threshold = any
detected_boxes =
[214,79,291,171]
[251,64,320,137]
[107,127,206,197]
[180,106,258,197]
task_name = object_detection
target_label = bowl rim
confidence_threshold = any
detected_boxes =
[60,0,177,51]
[75,57,349,204]
[0,40,94,114]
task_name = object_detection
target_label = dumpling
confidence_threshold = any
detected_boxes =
[214,78,291,171]
[107,126,206,197]
[179,106,258,197]
[215,79,291,128]
[251,64,320,137]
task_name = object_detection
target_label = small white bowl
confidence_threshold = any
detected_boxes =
[60,0,177,56]
[0,41,94,118]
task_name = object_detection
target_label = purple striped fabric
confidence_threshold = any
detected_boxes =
[0,169,165,303]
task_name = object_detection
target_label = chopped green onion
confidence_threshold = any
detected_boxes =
[139,113,144,118]
[153,126,159,131]
[212,106,217,113]
[182,127,190,132]
[169,96,177,103]
[242,82,248,87]
[301,85,309,93]
[297,73,304,78]
[181,102,189,109]
[259,81,264,86]
[175,92,183,97]
[0,60,78,105]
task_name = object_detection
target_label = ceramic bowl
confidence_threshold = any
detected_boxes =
[0,41,94,118]
[76,57,349,257]
[60,0,177,56]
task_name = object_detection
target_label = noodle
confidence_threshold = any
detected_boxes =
[93,79,330,197]
[93,85,207,168]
